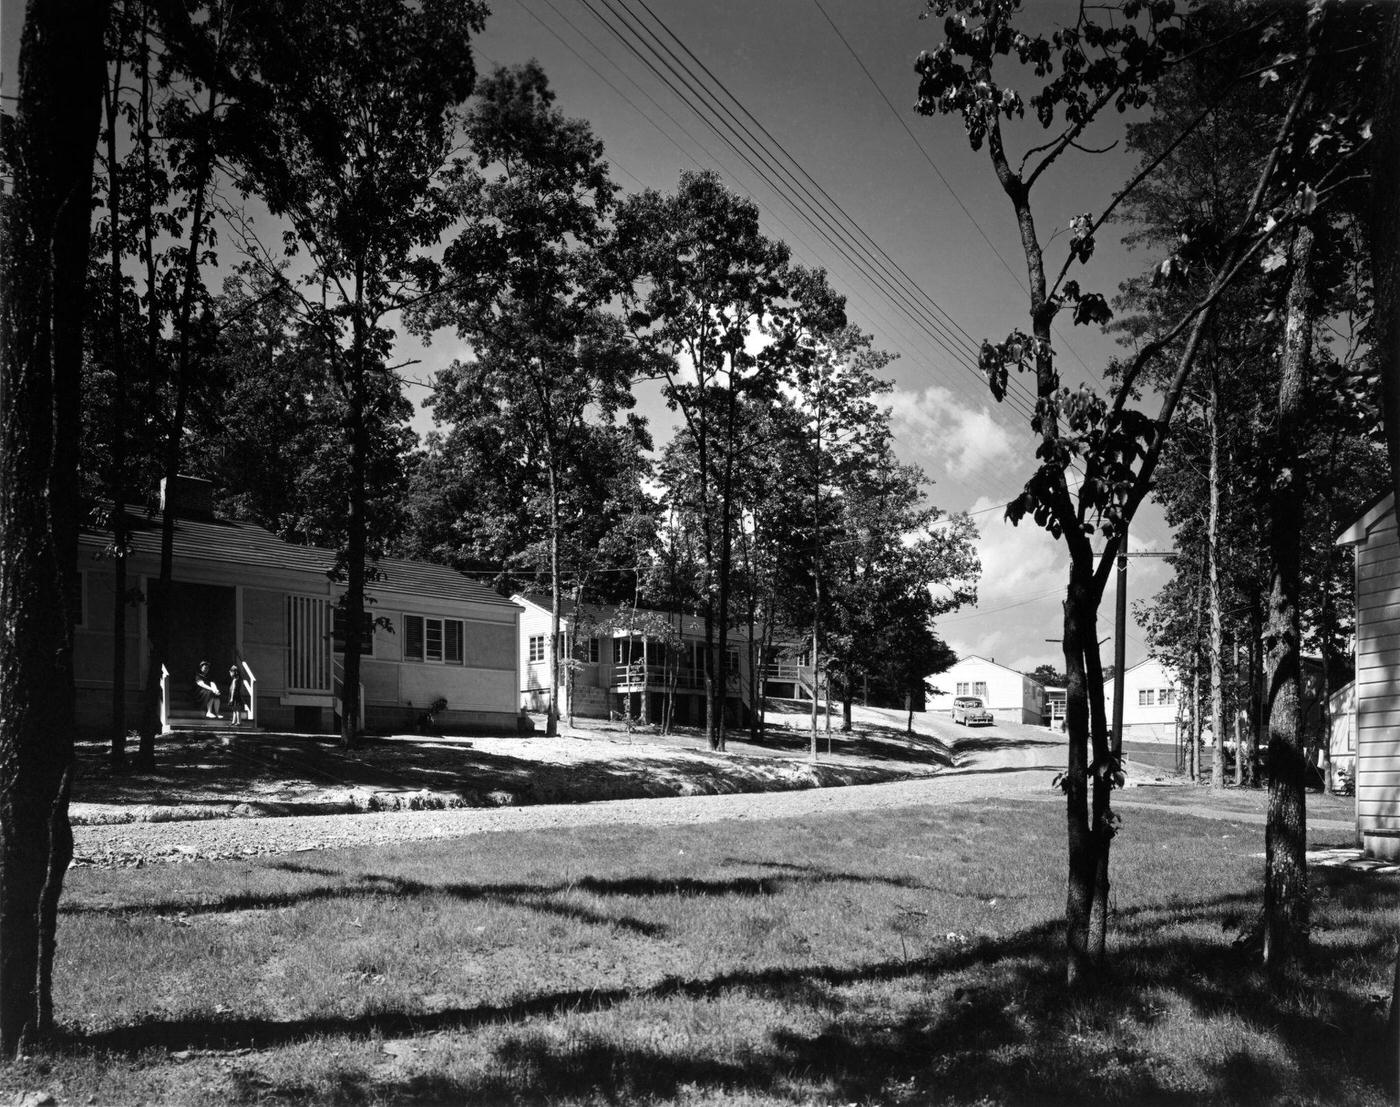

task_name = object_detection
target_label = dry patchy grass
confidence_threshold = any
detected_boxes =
[3,800,1394,1106]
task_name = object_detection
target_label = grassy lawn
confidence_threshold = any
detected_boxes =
[5,799,1395,1106]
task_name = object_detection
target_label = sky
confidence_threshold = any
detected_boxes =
[2,0,1179,674]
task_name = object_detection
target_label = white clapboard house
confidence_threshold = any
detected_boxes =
[926,655,1045,724]
[74,477,523,735]
[1337,491,1400,858]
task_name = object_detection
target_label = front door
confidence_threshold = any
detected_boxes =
[149,581,237,705]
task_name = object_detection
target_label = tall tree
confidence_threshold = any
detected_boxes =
[224,0,487,748]
[913,0,1349,980]
[0,0,107,1054]
[422,62,651,737]
[613,170,844,749]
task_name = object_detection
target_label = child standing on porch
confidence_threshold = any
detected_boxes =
[195,661,221,718]
[227,663,248,725]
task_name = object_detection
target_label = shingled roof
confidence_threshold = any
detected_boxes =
[83,508,514,610]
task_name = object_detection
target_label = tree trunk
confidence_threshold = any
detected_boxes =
[103,40,129,771]
[1262,221,1315,972]
[1058,562,1103,985]
[139,79,217,768]
[757,590,776,743]
[1249,602,1264,787]
[545,466,561,738]
[745,581,759,742]
[1189,655,1200,783]
[1208,362,1226,788]
[340,345,367,750]
[1234,638,1245,787]
[0,0,105,1053]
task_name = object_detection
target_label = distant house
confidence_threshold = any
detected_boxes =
[1328,680,1356,794]
[1041,685,1066,729]
[75,477,522,735]
[926,656,1044,724]
[1103,658,1182,744]
[513,595,813,725]
[1337,491,1400,858]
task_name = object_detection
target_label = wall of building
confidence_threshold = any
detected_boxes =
[73,537,521,736]
[1354,515,1400,835]
[927,658,1041,724]
[72,566,145,733]
[1103,660,1181,743]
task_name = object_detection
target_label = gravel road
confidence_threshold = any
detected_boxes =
[72,752,1064,869]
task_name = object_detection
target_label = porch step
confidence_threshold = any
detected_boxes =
[166,711,258,733]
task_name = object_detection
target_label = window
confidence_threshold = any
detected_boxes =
[1138,688,1155,707]
[554,634,599,664]
[332,606,375,656]
[1161,687,1176,705]
[956,682,969,696]
[973,681,988,698]
[404,614,466,664]
[528,634,546,663]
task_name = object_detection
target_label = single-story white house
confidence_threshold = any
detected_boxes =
[926,656,1044,724]
[1103,658,1182,743]
[75,476,523,735]
[1337,490,1400,858]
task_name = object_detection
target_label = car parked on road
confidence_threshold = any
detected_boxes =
[952,696,993,726]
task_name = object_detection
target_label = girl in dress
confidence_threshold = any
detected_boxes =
[227,663,249,725]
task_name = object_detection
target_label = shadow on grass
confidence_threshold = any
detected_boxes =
[952,734,1064,754]
[75,731,939,811]
[63,861,926,940]
[733,722,954,766]
[59,871,1396,1105]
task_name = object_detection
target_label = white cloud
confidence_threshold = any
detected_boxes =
[884,385,1018,481]
[967,496,1066,605]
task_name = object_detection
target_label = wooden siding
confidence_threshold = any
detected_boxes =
[1353,508,1400,834]
[72,525,522,733]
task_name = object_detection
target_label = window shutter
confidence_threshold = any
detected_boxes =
[405,616,424,661]
[445,620,464,664]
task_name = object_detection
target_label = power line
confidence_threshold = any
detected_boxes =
[620,0,1044,417]
[578,0,1042,429]
[522,0,1028,501]
[807,0,1098,382]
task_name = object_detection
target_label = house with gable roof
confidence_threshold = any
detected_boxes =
[514,594,827,725]
[74,476,522,735]
[926,655,1044,724]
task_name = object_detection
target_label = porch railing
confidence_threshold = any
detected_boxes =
[610,664,738,690]
[331,653,366,732]
[239,657,257,728]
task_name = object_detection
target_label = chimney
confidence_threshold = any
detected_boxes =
[160,475,215,521]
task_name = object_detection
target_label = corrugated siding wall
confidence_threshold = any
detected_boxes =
[1356,519,1400,831]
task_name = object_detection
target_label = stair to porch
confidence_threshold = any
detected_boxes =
[166,709,258,733]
